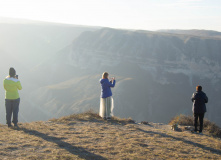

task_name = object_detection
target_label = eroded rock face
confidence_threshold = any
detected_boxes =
[49,28,221,126]
[1,24,220,127]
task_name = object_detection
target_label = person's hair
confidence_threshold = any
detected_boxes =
[196,85,202,91]
[9,67,16,77]
[102,72,109,79]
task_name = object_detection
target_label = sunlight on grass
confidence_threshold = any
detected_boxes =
[0,111,220,159]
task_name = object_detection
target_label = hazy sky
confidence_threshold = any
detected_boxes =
[0,0,221,31]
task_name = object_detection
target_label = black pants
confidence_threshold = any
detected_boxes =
[194,113,204,132]
[5,98,20,125]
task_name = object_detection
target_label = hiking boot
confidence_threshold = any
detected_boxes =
[8,124,12,128]
[191,130,197,134]
[14,124,19,129]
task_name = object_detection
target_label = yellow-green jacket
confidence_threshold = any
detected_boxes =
[3,77,22,99]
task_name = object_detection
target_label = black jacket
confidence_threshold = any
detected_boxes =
[191,91,208,113]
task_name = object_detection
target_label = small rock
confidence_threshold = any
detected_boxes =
[184,126,194,131]
[128,120,136,123]
[141,121,149,125]
[171,124,179,131]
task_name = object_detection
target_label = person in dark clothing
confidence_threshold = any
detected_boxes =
[191,85,208,134]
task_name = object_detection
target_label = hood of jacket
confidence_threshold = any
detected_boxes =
[100,78,108,84]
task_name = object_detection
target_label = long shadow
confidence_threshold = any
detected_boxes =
[137,128,221,155]
[20,127,107,160]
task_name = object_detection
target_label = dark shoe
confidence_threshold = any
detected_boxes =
[191,130,197,134]
[199,132,203,135]
[8,124,12,128]
[107,117,111,121]
[14,124,19,129]
[103,117,107,120]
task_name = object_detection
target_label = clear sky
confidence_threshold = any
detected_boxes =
[0,0,221,31]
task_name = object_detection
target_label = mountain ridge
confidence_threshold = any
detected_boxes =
[1,17,221,127]
[157,29,221,39]
[30,27,221,126]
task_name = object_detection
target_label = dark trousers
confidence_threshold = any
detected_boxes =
[5,98,20,125]
[194,113,204,132]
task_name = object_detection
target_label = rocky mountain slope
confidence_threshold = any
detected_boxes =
[29,28,221,126]
[0,18,98,123]
[1,18,221,127]
[0,112,220,159]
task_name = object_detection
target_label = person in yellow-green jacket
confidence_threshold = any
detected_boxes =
[3,68,22,128]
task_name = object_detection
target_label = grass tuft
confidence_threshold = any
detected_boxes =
[51,109,136,125]
[51,109,101,122]
[169,114,221,138]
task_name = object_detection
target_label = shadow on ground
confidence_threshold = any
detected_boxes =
[20,127,107,160]
[137,128,221,156]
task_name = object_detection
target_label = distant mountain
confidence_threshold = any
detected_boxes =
[29,28,221,126]
[0,17,99,67]
[158,29,221,39]
[0,17,98,123]
[0,17,44,24]
[1,18,220,127]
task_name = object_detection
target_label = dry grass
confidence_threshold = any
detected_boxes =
[51,110,136,125]
[0,111,220,159]
[169,114,221,138]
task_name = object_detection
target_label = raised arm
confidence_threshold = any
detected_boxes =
[108,80,116,87]
[191,93,195,102]
[17,81,22,90]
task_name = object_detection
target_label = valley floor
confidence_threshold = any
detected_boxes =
[0,112,220,160]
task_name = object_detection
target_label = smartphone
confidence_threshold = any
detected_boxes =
[16,75,18,79]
